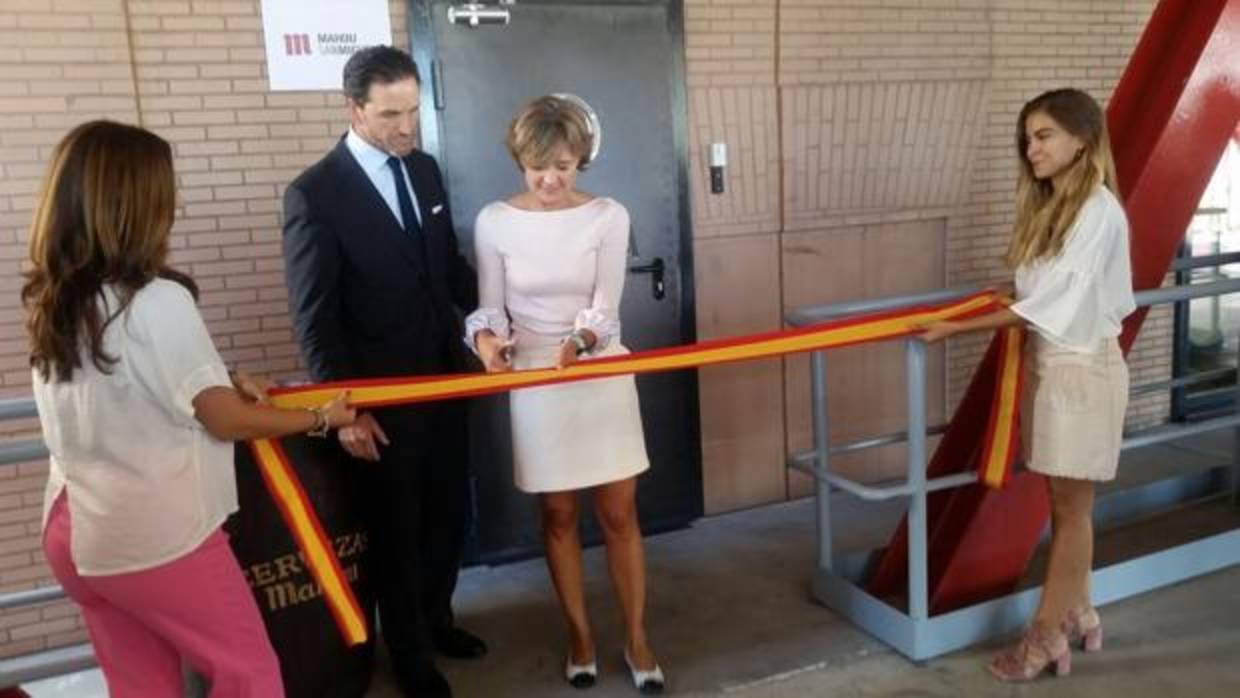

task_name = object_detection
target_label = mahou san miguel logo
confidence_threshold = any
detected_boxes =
[284,33,312,56]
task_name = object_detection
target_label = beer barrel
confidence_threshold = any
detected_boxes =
[225,437,375,698]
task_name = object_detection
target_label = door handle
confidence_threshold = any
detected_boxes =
[627,257,665,300]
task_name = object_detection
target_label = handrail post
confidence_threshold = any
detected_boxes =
[811,350,833,572]
[905,339,929,620]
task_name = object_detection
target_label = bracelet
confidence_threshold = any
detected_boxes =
[567,330,589,355]
[305,406,330,438]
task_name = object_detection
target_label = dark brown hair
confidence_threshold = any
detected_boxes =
[22,120,196,382]
[342,45,420,105]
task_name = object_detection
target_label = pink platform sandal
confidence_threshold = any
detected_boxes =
[987,625,1072,682]
[1066,606,1103,652]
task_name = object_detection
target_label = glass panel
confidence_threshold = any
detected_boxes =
[1179,132,1240,415]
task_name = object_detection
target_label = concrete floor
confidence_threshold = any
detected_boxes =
[364,495,1240,698]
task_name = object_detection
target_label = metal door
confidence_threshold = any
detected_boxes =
[409,0,701,561]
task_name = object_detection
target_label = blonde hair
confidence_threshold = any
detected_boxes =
[22,120,195,382]
[1006,88,1119,268]
[505,96,593,170]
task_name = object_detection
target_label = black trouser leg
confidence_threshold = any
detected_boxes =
[362,408,435,674]
[362,403,471,671]
[417,399,471,634]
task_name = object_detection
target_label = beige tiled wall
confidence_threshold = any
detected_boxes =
[694,234,786,511]
[682,0,1159,518]
[1,0,1169,657]
[781,219,947,496]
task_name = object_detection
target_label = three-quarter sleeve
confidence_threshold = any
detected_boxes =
[464,210,511,354]
[574,205,629,352]
[124,280,232,428]
[1011,267,1111,351]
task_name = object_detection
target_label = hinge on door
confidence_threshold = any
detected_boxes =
[447,2,513,27]
[431,60,445,110]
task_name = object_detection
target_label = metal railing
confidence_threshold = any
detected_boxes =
[786,276,1240,660]
[0,399,94,686]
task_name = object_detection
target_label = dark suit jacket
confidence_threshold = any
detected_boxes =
[282,139,478,383]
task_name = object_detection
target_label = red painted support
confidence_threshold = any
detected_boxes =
[868,0,1240,614]
[867,332,1051,610]
[1113,0,1240,351]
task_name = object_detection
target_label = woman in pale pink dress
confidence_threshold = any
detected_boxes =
[465,96,664,694]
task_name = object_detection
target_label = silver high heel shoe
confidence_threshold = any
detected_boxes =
[624,650,665,694]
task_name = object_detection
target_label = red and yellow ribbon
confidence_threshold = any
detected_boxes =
[978,327,1025,488]
[249,290,1022,646]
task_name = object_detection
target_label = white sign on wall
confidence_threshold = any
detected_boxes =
[260,0,393,91]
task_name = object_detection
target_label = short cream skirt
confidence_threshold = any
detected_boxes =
[509,340,650,493]
[1021,333,1128,482]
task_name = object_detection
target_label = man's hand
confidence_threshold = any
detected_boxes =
[337,411,390,461]
[231,370,275,405]
[476,331,514,373]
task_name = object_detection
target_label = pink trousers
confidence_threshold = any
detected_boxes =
[42,493,284,697]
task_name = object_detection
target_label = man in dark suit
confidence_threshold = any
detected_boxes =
[282,45,484,698]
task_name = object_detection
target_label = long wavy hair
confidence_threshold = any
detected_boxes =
[1006,88,1119,268]
[22,120,196,382]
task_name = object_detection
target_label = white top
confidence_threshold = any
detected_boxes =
[464,196,629,352]
[1011,185,1136,353]
[344,128,423,229]
[34,279,236,575]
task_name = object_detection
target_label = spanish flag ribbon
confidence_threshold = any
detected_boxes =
[978,326,1025,488]
[250,290,1022,646]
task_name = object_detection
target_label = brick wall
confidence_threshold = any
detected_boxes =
[0,0,138,660]
[683,0,1162,508]
[941,0,1166,428]
[685,0,788,511]
[0,0,408,663]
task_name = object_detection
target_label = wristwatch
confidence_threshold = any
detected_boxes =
[568,331,589,355]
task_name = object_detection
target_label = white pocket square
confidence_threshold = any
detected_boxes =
[431,204,444,214]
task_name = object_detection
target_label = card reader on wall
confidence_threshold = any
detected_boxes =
[709,142,726,194]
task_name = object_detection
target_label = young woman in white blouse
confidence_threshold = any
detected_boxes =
[22,121,356,697]
[918,88,1134,681]
[467,96,664,693]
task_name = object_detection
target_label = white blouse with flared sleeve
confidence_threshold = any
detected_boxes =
[1011,185,1136,353]
[464,196,629,353]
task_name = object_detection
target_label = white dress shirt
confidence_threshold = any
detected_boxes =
[1011,185,1136,353]
[35,279,236,575]
[344,128,422,229]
